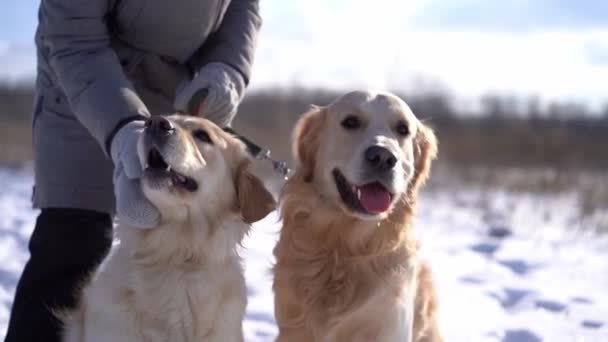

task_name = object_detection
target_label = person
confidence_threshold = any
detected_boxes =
[5,0,261,341]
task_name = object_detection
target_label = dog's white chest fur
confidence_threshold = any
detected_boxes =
[321,275,416,342]
[122,259,245,340]
[63,219,248,342]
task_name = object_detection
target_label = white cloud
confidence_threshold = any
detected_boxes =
[0,42,36,82]
[0,41,8,54]
[252,0,427,89]
[586,39,608,66]
[391,31,608,101]
[250,1,608,108]
[0,0,606,108]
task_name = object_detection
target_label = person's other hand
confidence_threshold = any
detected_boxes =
[174,62,245,127]
[110,120,160,228]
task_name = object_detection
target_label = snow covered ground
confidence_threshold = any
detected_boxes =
[1,167,607,341]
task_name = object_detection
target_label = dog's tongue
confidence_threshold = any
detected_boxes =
[358,183,391,214]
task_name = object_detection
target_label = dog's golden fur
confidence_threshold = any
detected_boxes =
[273,91,442,341]
[62,115,275,342]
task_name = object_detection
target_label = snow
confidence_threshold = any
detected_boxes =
[0,167,606,341]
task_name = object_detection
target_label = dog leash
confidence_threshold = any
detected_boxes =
[187,89,291,178]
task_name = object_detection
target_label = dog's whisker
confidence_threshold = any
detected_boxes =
[419,116,434,124]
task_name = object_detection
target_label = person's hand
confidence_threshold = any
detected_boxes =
[174,62,245,127]
[110,120,160,229]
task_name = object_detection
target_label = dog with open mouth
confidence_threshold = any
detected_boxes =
[273,90,442,342]
[61,115,275,342]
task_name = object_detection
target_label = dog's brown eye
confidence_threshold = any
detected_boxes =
[193,129,213,144]
[341,115,360,130]
[396,122,409,136]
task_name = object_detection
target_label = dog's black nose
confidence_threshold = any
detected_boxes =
[364,146,397,172]
[145,116,174,135]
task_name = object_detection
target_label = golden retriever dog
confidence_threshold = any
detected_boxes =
[273,91,441,342]
[62,115,275,342]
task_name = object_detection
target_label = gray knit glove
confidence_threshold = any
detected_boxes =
[110,120,160,229]
[174,62,245,127]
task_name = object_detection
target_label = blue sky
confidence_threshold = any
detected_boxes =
[0,1,37,44]
[411,0,608,32]
[1,0,607,108]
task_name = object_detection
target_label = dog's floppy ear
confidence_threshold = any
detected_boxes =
[293,106,325,181]
[408,123,438,197]
[236,162,276,223]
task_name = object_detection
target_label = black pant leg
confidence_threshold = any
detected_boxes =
[4,208,112,342]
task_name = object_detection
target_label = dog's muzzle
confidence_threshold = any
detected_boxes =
[141,117,198,192]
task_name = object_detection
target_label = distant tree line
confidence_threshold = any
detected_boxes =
[234,88,608,170]
[0,83,34,122]
[1,83,607,169]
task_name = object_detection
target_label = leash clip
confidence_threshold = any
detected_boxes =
[222,127,291,178]
[257,149,291,178]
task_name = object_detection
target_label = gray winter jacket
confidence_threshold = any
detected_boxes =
[32,0,261,213]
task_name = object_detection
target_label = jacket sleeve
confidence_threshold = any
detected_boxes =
[40,0,150,153]
[190,0,262,85]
